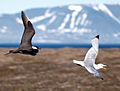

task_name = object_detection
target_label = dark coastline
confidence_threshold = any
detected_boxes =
[0,43,120,48]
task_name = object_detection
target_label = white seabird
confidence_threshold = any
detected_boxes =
[73,35,107,80]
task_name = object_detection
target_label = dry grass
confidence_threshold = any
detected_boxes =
[0,48,119,91]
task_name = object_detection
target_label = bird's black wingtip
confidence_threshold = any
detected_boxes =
[95,35,99,39]
[101,77,104,80]
[28,21,32,25]
[21,11,25,18]
[28,21,34,30]
[21,11,24,14]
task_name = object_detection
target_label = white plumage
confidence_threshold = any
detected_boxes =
[73,35,107,80]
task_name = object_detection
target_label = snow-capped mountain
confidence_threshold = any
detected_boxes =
[0,3,120,44]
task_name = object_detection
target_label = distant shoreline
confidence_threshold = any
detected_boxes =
[0,43,120,48]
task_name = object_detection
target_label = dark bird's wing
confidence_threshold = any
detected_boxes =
[21,11,29,29]
[18,11,35,50]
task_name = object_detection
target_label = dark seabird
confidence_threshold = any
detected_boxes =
[6,11,40,56]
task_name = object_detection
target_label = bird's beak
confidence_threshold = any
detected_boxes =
[103,65,107,70]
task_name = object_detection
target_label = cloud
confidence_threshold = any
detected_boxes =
[0,26,7,33]
[36,25,46,31]
[16,17,22,24]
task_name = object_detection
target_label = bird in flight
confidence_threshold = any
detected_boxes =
[6,11,40,56]
[73,35,107,80]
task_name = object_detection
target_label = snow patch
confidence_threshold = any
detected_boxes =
[99,4,120,24]
[0,26,7,33]
[36,25,46,31]
[91,4,120,24]
[78,28,91,35]
[99,4,113,16]
[36,39,61,43]
[60,28,91,34]
[58,14,70,30]
[68,5,82,29]
[92,5,99,11]
[68,5,83,12]
[16,9,55,24]
[114,34,118,37]
[71,28,91,35]
[76,16,81,26]
[60,29,71,33]
[72,27,77,32]
[16,18,22,24]
[81,13,87,26]
[48,15,56,24]
[31,9,54,23]
[114,33,120,37]
[70,10,79,28]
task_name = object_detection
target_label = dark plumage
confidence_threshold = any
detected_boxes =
[6,11,39,56]
[95,35,99,39]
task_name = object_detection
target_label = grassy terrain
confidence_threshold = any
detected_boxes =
[0,48,120,91]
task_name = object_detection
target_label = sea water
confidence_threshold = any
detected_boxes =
[0,43,120,48]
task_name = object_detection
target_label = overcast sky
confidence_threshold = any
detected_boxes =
[0,0,120,14]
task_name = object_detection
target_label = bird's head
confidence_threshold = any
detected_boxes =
[95,35,99,39]
[97,64,107,70]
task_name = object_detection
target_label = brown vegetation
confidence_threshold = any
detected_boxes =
[0,48,119,91]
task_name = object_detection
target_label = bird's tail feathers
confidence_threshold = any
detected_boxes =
[73,60,84,66]
[73,60,79,64]
[4,52,11,55]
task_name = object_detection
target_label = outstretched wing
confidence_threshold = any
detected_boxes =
[18,11,35,50]
[91,36,99,52]
[21,11,29,28]
[84,36,99,64]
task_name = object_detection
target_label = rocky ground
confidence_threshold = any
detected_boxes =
[0,48,119,91]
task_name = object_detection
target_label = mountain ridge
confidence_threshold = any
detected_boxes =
[0,4,120,44]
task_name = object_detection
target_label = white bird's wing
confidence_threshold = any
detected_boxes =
[83,37,101,78]
[91,37,99,52]
[84,47,97,71]
[84,37,99,64]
